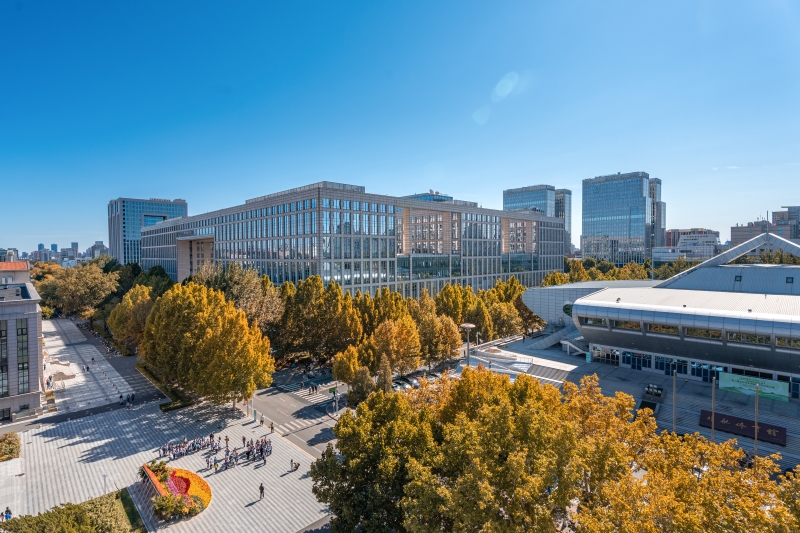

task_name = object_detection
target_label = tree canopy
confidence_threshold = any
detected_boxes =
[312,368,800,533]
[140,282,274,403]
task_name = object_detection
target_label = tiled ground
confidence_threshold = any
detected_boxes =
[43,319,133,412]
[11,402,328,532]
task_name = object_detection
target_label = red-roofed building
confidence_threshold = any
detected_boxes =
[0,262,30,284]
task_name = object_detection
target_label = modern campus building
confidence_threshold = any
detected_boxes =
[140,181,566,296]
[666,228,719,248]
[108,197,188,265]
[523,233,800,400]
[652,231,721,266]
[581,171,666,265]
[503,185,573,255]
[0,281,42,420]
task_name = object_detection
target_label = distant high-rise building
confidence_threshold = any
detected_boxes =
[37,244,44,251]
[50,244,57,253]
[108,198,188,265]
[70,242,78,251]
[504,185,572,254]
[649,178,666,248]
[555,189,572,253]
[503,185,555,216]
[582,171,666,265]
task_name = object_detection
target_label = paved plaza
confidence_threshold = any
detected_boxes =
[43,319,133,413]
[6,401,328,532]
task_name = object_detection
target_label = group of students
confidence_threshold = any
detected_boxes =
[206,436,274,473]
[158,432,276,473]
[158,435,218,461]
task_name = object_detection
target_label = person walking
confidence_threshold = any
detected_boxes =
[260,414,264,426]
[131,392,135,403]
[225,436,229,449]
[259,483,265,500]
[242,435,246,447]
[270,421,274,434]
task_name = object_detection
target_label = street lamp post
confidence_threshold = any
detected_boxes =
[460,323,476,369]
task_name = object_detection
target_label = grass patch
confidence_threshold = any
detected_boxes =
[135,362,195,412]
[119,488,146,532]
[2,490,146,533]
[0,432,20,462]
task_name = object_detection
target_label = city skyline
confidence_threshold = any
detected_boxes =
[2,2,799,252]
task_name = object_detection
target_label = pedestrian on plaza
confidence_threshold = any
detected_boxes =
[4,507,10,521]
[270,422,274,434]
[259,483,265,499]
[131,392,135,402]
[260,414,264,426]
[126,393,130,403]
[225,435,229,448]
[242,435,246,447]
[119,394,123,405]
[214,462,218,474]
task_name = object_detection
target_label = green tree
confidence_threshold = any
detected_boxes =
[310,392,435,533]
[134,265,174,298]
[464,298,493,342]
[347,366,375,405]
[190,263,284,335]
[39,262,119,320]
[434,283,475,325]
[107,284,154,350]
[568,259,590,282]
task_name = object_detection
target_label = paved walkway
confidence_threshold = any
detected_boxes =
[43,319,134,412]
[278,380,338,406]
[6,401,327,532]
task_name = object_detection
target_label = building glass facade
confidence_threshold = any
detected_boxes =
[581,172,665,265]
[503,185,555,216]
[555,189,572,253]
[108,198,188,265]
[141,182,565,295]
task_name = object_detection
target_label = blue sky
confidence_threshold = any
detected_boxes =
[2,1,799,252]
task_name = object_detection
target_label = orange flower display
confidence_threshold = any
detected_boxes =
[179,469,213,507]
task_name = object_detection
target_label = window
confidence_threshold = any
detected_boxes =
[613,320,641,331]
[322,198,331,208]
[0,321,6,398]
[648,324,679,335]
[581,317,606,327]
[727,332,770,345]
[776,337,800,350]
[734,275,742,282]
[686,328,722,340]
[16,319,28,394]
[788,277,794,284]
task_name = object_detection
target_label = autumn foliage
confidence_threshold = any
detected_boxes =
[312,367,800,533]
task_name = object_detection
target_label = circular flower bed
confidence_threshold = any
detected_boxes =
[141,461,212,520]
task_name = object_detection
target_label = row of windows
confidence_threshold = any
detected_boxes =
[584,317,800,349]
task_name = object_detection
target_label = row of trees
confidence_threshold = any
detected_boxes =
[544,256,704,287]
[311,367,800,533]
[326,276,544,400]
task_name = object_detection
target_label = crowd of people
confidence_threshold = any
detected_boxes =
[75,320,122,356]
[157,433,279,474]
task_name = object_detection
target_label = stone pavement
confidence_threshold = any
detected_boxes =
[43,319,133,413]
[8,401,328,532]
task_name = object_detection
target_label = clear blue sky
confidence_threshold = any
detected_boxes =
[2,1,799,253]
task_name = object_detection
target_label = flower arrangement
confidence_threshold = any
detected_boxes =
[140,462,211,520]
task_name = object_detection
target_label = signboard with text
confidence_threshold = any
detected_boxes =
[718,372,789,402]
[699,409,787,446]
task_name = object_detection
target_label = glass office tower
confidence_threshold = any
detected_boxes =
[108,198,188,265]
[555,189,572,253]
[582,172,665,265]
[503,185,555,216]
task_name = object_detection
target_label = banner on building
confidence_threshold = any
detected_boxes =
[718,372,789,402]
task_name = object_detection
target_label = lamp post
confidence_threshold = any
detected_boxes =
[460,323,476,369]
